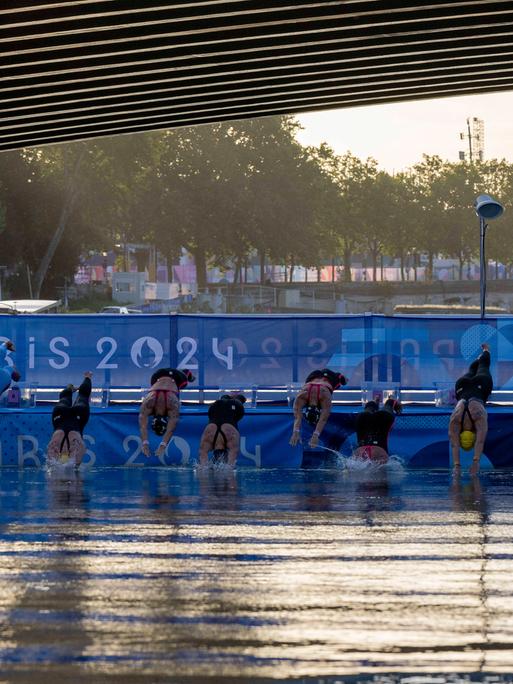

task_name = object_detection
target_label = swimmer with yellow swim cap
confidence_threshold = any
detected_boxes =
[449,343,492,473]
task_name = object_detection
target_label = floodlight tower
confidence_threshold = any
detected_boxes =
[459,117,485,162]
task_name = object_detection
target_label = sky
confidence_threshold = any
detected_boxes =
[295,91,513,174]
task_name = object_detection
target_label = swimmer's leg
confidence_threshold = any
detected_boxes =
[47,430,66,462]
[222,424,240,467]
[67,431,86,467]
[198,424,217,466]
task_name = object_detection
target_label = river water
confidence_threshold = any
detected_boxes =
[0,465,513,683]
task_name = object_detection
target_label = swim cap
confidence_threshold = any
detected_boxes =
[459,430,476,451]
[151,415,168,436]
[304,405,321,425]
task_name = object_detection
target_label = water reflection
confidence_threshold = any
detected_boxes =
[0,468,510,680]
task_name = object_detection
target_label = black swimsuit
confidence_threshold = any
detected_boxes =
[355,404,395,453]
[208,396,245,461]
[455,350,493,403]
[51,377,91,453]
[150,368,189,390]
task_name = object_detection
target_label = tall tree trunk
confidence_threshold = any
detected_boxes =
[459,254,464,280]
[317,265,321,283]
[343,245,352,282]
[331,257,336,283]
[400,253,405,281]
[33,147,85,298]
[243,259,248,284]
[233,258,241,284]
[192,246,207,289]
[289,257,295,283]
[372,251,378,282]
[427,251,434,282]
[259,250,266,284]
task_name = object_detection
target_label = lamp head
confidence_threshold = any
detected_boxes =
[474,194,504,221]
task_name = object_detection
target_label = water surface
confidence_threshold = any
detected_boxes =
[0,465,513,683]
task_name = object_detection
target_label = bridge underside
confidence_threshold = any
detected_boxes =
[2,1,513,151]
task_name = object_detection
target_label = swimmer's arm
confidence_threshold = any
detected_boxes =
[139,402,151,456]
[290,393,306,445]
[155,403,180,456]
[473,412,488,462]
[309,393,332,447]
[448,408,463,467]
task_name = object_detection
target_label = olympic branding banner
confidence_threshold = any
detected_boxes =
[1,313,513,389]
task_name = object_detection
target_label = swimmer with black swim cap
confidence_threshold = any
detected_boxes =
[139,368,194,457]
[289,368,347,448]
[198,392,246,467]
[0,339,21,396]
[449,343,492,473]
[354,396,402,464]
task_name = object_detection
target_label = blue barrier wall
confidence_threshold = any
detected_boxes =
[2,405,512,469]
[1,312,512,389]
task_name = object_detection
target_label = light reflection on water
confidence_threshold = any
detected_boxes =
[0,466,512,682]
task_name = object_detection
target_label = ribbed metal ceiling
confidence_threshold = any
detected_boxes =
[2,1,513,151]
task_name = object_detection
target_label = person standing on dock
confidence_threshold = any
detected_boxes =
[289,368,347,448]
[353,397,402,464]
[198,392,246,467]
[449,343,492,473]
[47,371,92,467]
[139,368,194,458]
[0,339,20,396]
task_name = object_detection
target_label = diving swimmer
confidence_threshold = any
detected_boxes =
[449,343,492,473]
[0,339,21,396]
[198,392,246,467]
[139,368,194,457]
[47,372,92,467]
[289,368,347,448]
[354,397,402,464]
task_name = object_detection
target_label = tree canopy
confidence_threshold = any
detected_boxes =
[1,115,513,297]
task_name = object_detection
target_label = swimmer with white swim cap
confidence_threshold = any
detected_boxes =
[449,343,492,473]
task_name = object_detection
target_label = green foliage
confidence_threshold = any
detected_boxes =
[2,117,513,295]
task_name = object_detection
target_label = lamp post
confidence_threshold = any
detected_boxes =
[474,194,504,318]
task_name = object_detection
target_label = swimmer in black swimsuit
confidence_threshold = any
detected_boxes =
[449,343,492,473]
[47,371,92,467]
[354,397,402,464]
[198,392,246,467]
[139,368,194,457]
[289,368,347,448]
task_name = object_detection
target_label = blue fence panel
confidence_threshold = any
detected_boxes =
[1,314,172,387]
[2,312,513,389]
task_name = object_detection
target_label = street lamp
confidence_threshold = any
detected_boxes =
[474,194,504,318]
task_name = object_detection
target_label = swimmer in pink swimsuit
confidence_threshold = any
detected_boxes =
[289,369,347,448]
[139,368,194,457]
